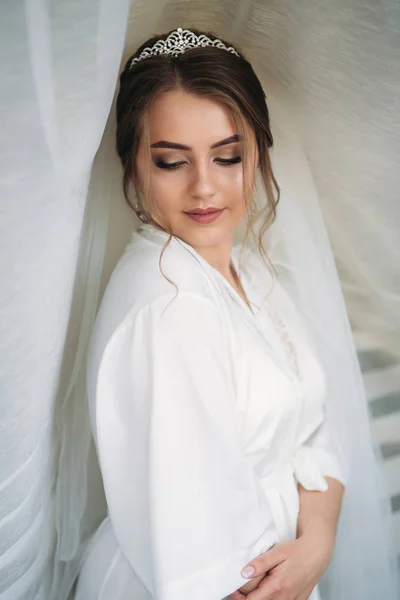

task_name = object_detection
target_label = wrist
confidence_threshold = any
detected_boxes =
[297,528,336,575]
[297,514,337,547]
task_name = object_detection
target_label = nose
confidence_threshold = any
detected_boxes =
[188,161,216,201]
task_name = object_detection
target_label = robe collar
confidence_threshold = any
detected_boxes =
[132,223,301,388]
[133,222,265,317]
[129,235,329,503]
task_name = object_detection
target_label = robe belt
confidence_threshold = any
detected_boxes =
[258,447,328,540]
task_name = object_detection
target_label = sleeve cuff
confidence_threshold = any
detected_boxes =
[292,445,348,491]
[312,446,348,488]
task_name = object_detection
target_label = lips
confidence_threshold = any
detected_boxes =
[184,207,223,215]
[184,208,225,224]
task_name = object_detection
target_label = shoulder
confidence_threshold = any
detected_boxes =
[97,234,216,335]
[109,291,228,359]
[86,235,223,398]
[86,288,228,440]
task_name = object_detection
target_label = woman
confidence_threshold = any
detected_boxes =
[72,27,395,600]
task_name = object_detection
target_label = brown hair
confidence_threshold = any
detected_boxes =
[116,27,280,309]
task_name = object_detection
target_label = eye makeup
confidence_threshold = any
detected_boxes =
[153,155,242,170]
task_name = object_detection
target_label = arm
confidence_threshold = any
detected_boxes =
[233,462,345,598]
[231,449,346,599]
[229,477,344,600]
[95,292,279,600]
[296,476,344,571]
[295,398,348,566]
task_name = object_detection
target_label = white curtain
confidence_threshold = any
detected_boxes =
[1,1,399,598]
[0,2,130,597]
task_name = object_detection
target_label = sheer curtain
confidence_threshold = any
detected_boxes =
[1,1,399,599]
[0,2,129,597]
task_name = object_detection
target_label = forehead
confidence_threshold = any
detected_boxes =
[148,90,237,145]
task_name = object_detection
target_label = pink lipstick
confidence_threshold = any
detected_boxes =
[184,207,225,224]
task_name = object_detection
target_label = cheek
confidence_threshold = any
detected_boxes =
[221,165,243,189]
[226,169,246,212]
[221,169,244,207]
[151,170,185,210]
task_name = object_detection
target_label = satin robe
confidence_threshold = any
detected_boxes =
[75,222,347,600]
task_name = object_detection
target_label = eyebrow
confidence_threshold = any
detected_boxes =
[150,134,241,151]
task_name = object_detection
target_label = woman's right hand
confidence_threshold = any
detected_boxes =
[229,544,277,598]
[229,535,331,600]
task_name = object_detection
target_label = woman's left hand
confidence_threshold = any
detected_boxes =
[229,532,334,600]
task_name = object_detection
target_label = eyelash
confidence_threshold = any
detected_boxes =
[154,156,242,170]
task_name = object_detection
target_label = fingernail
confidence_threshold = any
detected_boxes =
[241,565,255,578]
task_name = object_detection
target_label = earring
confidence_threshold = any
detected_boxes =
[134,200,150,223]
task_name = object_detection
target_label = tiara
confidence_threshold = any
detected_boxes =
[129,27,240,68]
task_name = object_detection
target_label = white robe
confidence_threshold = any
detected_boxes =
[75,222,347,600]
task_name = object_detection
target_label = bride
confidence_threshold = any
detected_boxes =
[65,27,397,600]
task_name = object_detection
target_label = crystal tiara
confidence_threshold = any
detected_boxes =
[129,27,240,68]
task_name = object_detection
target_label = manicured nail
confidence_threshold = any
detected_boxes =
[241,565,255,578]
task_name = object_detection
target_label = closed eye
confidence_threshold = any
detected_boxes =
[154,156,242,170]
[154,159,186,170]
[216,156,241,165]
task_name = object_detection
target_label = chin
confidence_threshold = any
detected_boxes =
[188,226,233,246]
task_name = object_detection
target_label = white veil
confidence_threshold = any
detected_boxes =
[256,95,400,598]
[50,81,400,600]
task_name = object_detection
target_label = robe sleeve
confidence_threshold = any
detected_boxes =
[94,292,279,600]
[293,414,350,492]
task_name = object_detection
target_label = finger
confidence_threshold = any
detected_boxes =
[241,543,285,579]
[229,592,246,599]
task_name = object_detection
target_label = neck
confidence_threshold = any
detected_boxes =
[141,220,235,277]
[191,239,234,278]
